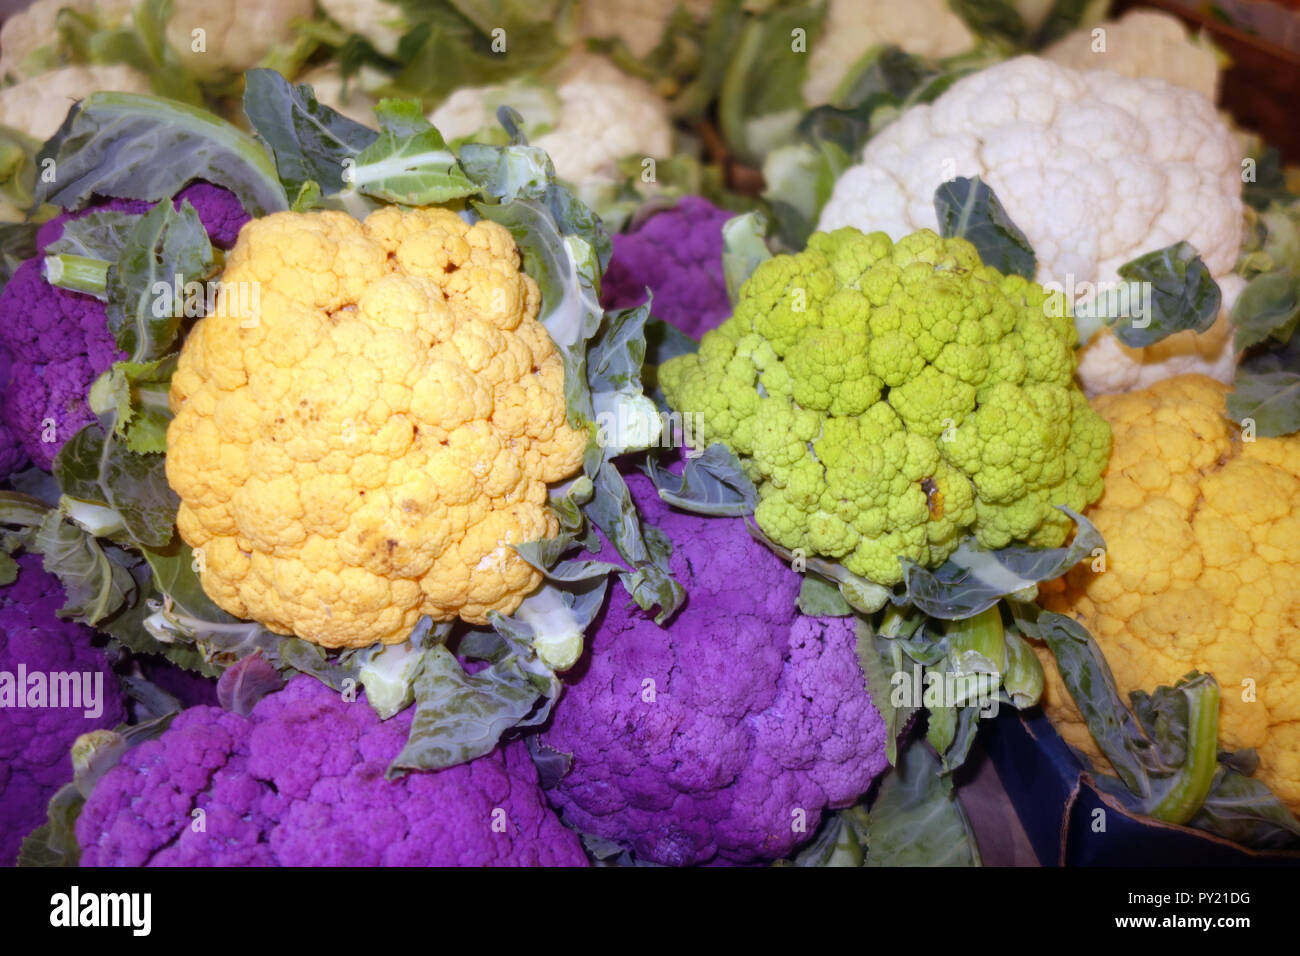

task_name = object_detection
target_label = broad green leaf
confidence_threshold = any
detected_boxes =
[1227,356,1300,438]
[934,176,1036,280]
[349,102,476,205]
[387,643,551,777]
[1232,271,1300,351]
[243,69,379,197]
[641,443,758,516]
[797,574,853,616]
[35,91,286,217]
[1098,241,1221,349]
[34,510,137,624]
[903,508,1103,619]
[16,783,84,868]
[55,424,177,550]
[865,741,981,866]
[106,199,214,364]
[721,211,771,304]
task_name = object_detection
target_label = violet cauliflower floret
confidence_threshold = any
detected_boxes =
[0,553,125,866]
[539,470,888,866]
[0,184,249,469]
[75,675,588,867]
[600,196,733,340]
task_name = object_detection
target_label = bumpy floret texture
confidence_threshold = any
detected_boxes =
[431,54,672,189]
[662,228,1111,586]
[75,675,586,866]
[0,63,149,140]
[540,467,888,866]
[601,196,732,339]
[166,207,588,648]
[579,0,714,58]
[1043,11,1221,103]
[0,348,27,480]
[803,0,976,105]
[817,56,1244,395]
[1,554,124,866]
[1037,375,1300,814]
[0,184,248,470]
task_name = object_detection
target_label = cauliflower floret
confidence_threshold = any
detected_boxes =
[1043,10,1222,103]
[817,56,1244,396]
[803,0,977,105]
[578,0,715,58]
[75,676,587,866]
[0,64,150,140]
[540,466,888,866]
[661,227,1111,586]
[1038,375,1300,815]
[166,207,589,648]
[0,0,135,80]
[430,53,672,191]
[318,0,407,56]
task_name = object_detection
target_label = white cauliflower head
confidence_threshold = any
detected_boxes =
[318,0,407,57]
[579,0,715,58]
[1043,10,1222,103]
[817,56,1245,395]
[0,0,135,80]
[166,0,315,79]
[0,63,150,140]
[803,0,976,105]
[430,54,672,190]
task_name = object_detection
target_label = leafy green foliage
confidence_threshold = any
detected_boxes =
[1106,242,1221,348]
[243,69,379,197]
[35,92,287,217]
[933,176,1036,279]
[106,199,215,363]
[1228,265,1300,437]
[864,740,981,866]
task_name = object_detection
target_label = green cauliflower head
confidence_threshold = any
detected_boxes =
[661,228,1111,586]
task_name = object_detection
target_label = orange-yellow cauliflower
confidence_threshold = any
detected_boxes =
[1037,375,1300,813]
[166,207,588,649]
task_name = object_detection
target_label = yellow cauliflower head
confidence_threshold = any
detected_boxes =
[1037,374,1300,813]
[166,207,588,649]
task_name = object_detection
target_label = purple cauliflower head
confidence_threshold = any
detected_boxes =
[0,553,124,866]
[0,347,27,480]
[76,675,588,867]
[539,469,888,866]
[600,195,732,340]
[0,184,249,470]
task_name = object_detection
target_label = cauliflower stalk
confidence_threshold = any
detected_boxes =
[662,227,1111,587]
[166,206,589,649]
[1037,375,1300,815]
[817,56,1245,396]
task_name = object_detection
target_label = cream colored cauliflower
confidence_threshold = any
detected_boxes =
[0,63,150,140]
[0,0,311,83]
[0,0,138,80]
[817,56,1245,396]
[431,54,672,191]
[579,0,715,58]
[318,0,407,57]
[803,0,977,105]
[166,0,314,79]
[1043,10,1223,103]
[166,207,589,649]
